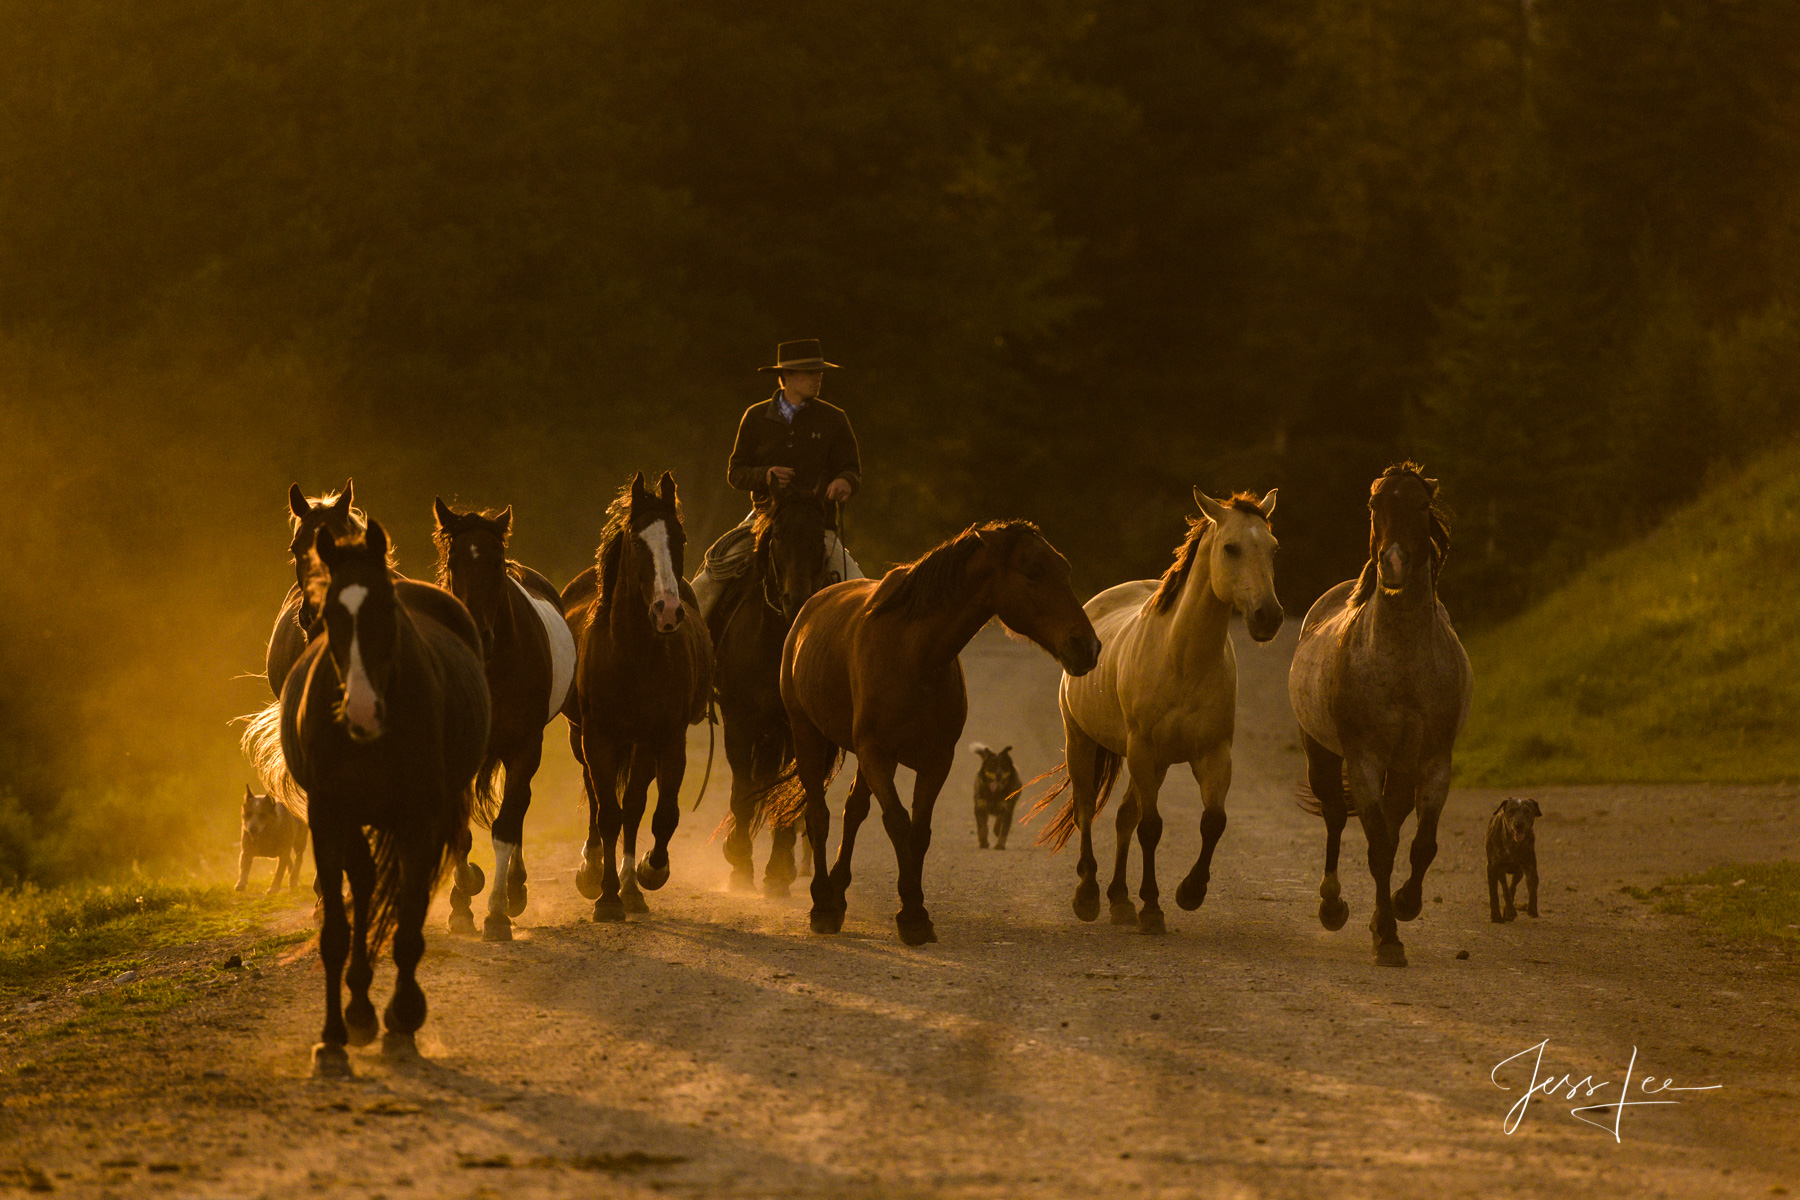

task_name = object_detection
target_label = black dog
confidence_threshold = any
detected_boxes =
[1486,796,1540,922]
[969,743,1022,849]
[237,786,309,893]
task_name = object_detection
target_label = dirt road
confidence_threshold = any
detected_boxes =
[4,623,1798,1198]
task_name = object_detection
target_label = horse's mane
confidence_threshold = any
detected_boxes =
[287,488,366,537]
[1375,461,1451,573]
[432,507,510,589]
[593,482,681,610]
[1146,494,1268,615]
[869,519,1039,620]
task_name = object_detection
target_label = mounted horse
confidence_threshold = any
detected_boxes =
[1288,463,1472,967]
[773,520,1100,945]
[1037,489,1281,934]
[278,520,490,1076]
[432,499,577,942]
[712,487,833,896]
[560,472,712,922]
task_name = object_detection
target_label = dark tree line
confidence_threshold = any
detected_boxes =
[3,0,1798,881]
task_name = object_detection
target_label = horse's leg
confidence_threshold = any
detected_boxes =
[1303,734,1351,931]
[1107,786,1141,926]
[856,748,925,943]
[898,756,950,946]
[1128,748,1173,934]
[1173,745,1227,916]
[569,720,603,899]
[1389,766,1447,928]
[484,742,542,941]
[828,770,872,906]
[639,727,687,891]
[762,733,799,898]
[722,711,759,890]
[618,744,655,915]
[788,710,840,933]
[309,817,352,1078]
[341,830,379,1047]
[1348,752,1405,966]
[382,832,436,1059]
[445,822,480,937]
[1065,717,1103,923]
[582,732,626,922]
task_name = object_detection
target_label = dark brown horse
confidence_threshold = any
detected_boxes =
[433,500,577,942]
[560,473,712,922]
[279,520,490,1076]
[776,521,1101,945]
[1288,464,1473,967]
[712,489,831,896]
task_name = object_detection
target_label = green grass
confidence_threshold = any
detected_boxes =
[1457,439,1800,785]
[1624,861,1800,945]
[0,881,304,998]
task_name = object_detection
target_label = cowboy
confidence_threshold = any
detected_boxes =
[691,339,866,623]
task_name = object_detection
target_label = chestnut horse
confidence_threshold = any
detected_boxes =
[775,521,1101,945]
[1038,489,1282,934]
[1288,463,1472,967]
[713,489,831,896]
[433,500,577,941]
[560,473,712,921]
[279,520,489,1076]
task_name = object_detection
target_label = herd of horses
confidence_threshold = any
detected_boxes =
[241,463,1472,1076]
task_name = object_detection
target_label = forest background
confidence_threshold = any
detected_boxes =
[3,1,1798,884]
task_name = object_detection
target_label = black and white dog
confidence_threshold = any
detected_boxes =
[969,743,1022,850]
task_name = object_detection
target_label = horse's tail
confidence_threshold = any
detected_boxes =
[364,780,471,954]
[1294,761,1356,817]
[472,756,504,829]
[1028,747,1122,851]
[237,699,307,819]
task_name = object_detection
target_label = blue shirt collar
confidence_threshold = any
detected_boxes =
[775,389,806,424]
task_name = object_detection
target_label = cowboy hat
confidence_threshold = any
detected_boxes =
[757,339,841,373]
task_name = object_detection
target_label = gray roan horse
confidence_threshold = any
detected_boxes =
[1287,463,1472,967]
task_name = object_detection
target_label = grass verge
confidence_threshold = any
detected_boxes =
[1624,860,1800,945]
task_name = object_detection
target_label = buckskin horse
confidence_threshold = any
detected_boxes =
[560,473,712,922]
[1288,463,1472,967]
[432,499,577,942]
[712,488,832,896]
[279,520,490,1076]
[1037,489,1281,934]
[773,520,1100,945]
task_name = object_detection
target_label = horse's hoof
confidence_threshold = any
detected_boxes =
[447,909,476,937]
[1138,907,1167,935]
[1393,885,1422,922]
[1174,877,1207,911]
[593,897,626,923]
[482,915,514,942]
[1375,942,1408,968]
[381,1030,420,1061]
[809,907,844,935]
[636,859,670,891]
[1073,880,1101,923]
[897,913,936,946]
[574,864,602,900]
[457,862,486,896]
[310,1042,352,1079]
[1501,909,1517,923]
[344,1001,379,1047]
[728,869,757,893]
[507,883,528,918]
[1319,898,1350,931]
[622,888,650,915]
[1109,899,1138,926]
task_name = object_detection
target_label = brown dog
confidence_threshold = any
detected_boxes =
[1486,796,1540,922]
[237,786,309,893]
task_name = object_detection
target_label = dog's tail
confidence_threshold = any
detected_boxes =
[1026,748,1123,852]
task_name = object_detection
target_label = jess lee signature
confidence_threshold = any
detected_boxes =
[1491,1040,1722,1141]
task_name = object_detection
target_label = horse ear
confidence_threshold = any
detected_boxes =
[313,524,338,567]
[433,497,456,530]
[1193,488,1230,525]
[496,506,512,539]
[630,472,647,503]
[973,525,1011,557]
[288,483,309,520]
[658,471,676,503]
[1258,489,1278,519]
[335,480,354,512]
[366,518,389,560]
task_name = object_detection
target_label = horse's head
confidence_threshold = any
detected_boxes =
[1369,464,1449,595]
[758,490,830,623]
[287,480,364,622]
[313,518,397,744]
[979,523,1101,676]
[1194,487,1283,642]
[626,471,687,634]
[433,497,512,652]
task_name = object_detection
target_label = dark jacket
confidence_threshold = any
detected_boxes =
[726,393,861,511]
